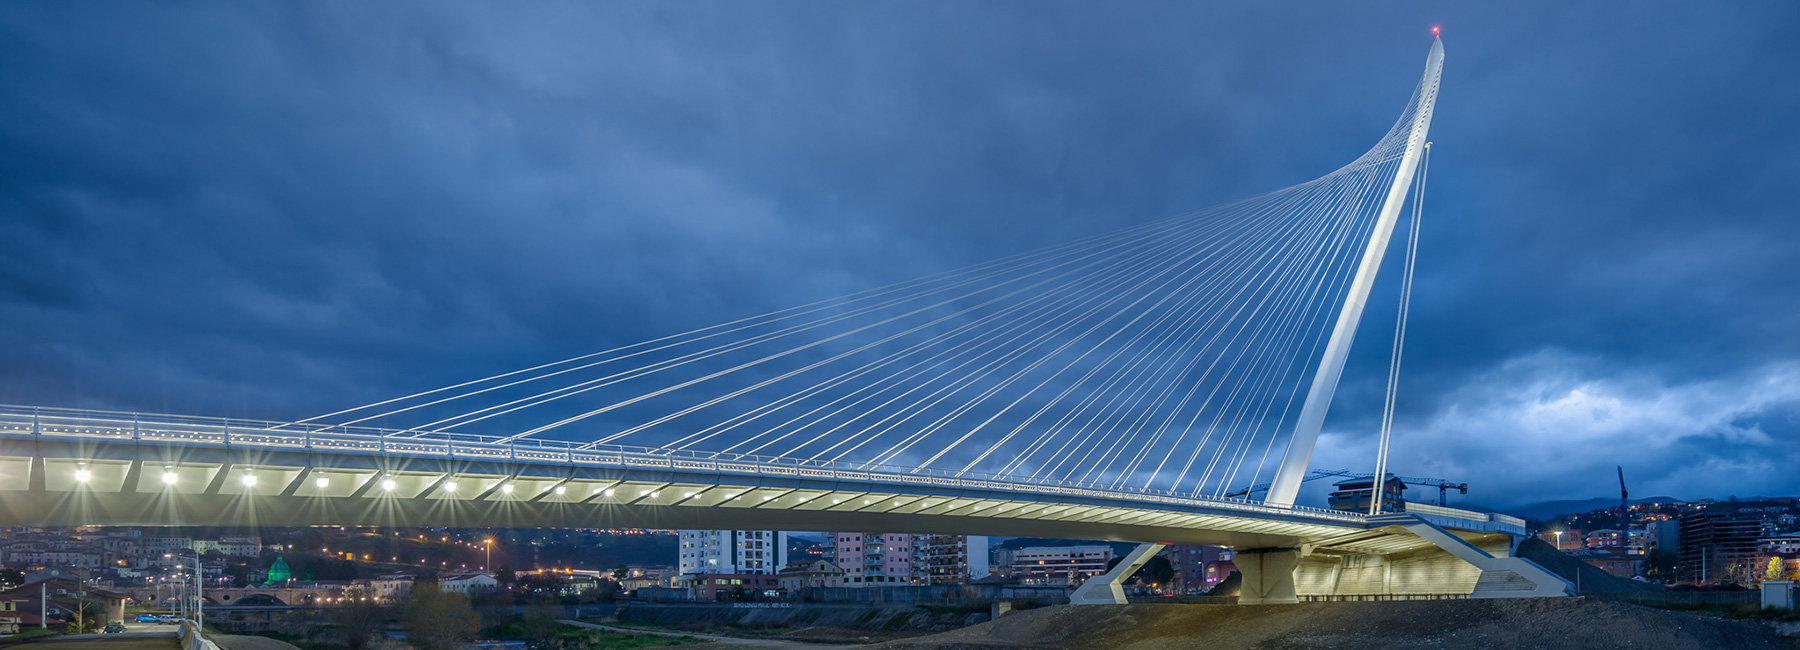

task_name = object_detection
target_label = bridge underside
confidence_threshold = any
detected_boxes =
[0,436,1569,602]
[0,438,1362,548]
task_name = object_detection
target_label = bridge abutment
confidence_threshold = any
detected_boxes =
[1238,515,1571,603]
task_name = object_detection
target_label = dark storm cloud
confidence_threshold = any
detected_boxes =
[2,1,1797,507]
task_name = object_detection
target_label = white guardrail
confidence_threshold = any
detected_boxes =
[0,405,1365,524]
[1404,502,1527,530]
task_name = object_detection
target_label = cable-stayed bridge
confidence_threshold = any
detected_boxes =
[0,37,1572,603]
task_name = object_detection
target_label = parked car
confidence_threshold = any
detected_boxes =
[103,623,126,634]
[135,614,160,623]
[155,615,180,624]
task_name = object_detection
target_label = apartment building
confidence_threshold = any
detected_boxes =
[1681,504,1774,583]
[677,530,789,575]
[831,533,918,586]
[916,534,990,585]
[1011,545,1113,586]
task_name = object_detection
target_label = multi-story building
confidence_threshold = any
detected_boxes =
[678,530,788,575]
[831,533,917,586]
[1326,475,1407,513]
[142,537,194,557]
[990,547,1017,578]
[1680,508,1765,583]
[370,573,414,601]
[215,536,264,557]
[1762,533,1800,555]
[1583,528,1646,554]
[1011,545,1112,586]
[1644,519,1681,553]
[916,534,989,585]
[1164,545,1234,594]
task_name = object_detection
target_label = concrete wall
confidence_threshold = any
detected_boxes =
[1294,534,1514,597]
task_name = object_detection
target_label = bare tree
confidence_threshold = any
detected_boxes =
[405,584,477,650]
[522,597,562,645]
[333,599,384,650]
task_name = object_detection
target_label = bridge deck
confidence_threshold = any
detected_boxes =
[0,406,1522,549]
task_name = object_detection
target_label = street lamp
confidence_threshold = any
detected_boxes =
[484,538,493,572]
[165,551,202,627]
[1554,531,1563,549]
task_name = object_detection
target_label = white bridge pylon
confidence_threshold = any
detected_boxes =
[1266,37,1445,508]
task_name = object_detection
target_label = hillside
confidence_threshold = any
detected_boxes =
[1502,496,1684,520]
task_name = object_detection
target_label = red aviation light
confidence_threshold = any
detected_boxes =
[1431,26,1440,37]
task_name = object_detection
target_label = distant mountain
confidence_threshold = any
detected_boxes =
[1502,496,1685,521]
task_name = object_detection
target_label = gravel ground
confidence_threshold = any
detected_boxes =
[871,599,1798,650]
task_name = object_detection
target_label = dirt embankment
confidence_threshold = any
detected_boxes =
[614,602,990,642]
[873,599,1797,650]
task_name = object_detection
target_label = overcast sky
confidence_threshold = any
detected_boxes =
[3,2,1798,509]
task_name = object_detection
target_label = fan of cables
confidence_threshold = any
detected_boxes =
[279,60,1438,501]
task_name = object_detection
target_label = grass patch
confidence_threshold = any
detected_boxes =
[553,628,708,649]
[0,628,60,643]
[917,603,988,615]
[484,618,705,649]
[245,630,346,650]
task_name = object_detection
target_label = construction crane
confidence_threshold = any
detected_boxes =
[1228,469,1468,506]
[1618,466,1630,537]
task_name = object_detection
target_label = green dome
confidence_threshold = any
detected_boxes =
[265,556,291,584]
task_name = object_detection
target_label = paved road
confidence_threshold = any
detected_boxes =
[560,619,856,650]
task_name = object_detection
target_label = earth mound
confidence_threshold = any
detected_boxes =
[873,599,1794,650]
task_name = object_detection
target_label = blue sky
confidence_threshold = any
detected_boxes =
[2,2,1797,508]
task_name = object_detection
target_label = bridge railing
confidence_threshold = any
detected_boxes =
[0,404,1363,522]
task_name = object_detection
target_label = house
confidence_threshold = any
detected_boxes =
[776,560,845,590]
[1569,549,1641,579]
[370,574,415,601]
[671,573,783,601]
[438,572,497,595]
[0,577,128,629]
[0,598,35,634]
[618,566,677,592]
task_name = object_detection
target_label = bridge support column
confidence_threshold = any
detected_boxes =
[1236,547,1304,605]
[1069,543,1164,605]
